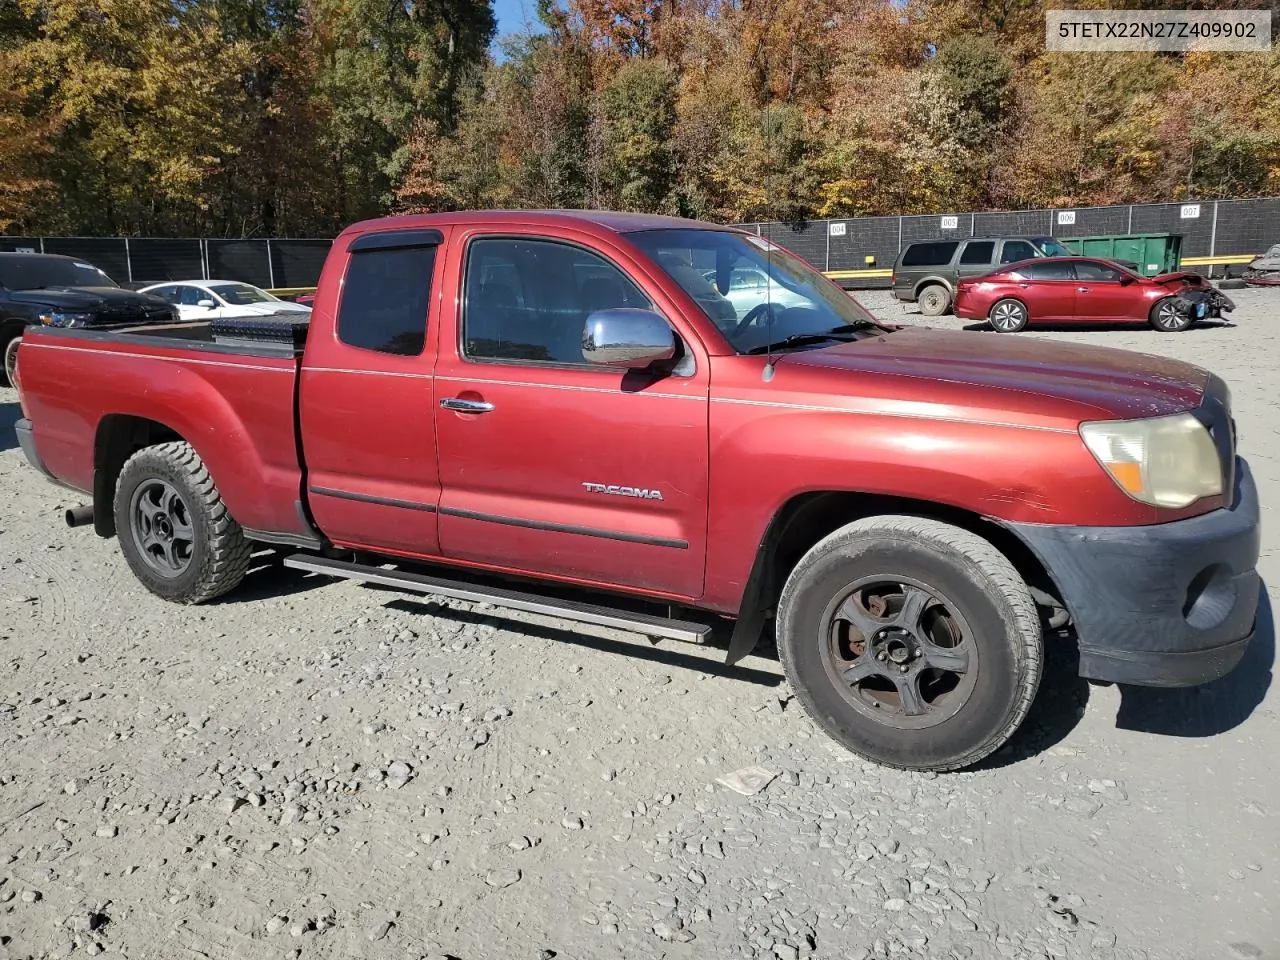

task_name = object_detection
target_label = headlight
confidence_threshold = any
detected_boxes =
[38,311,96,328]
[1080,412,1222,508]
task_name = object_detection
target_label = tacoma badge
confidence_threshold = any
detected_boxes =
[582,482,664,501]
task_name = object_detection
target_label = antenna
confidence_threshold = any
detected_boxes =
[763,233,776,382]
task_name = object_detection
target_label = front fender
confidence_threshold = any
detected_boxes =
[702,403,1137,615]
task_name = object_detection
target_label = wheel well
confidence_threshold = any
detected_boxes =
[989,296,1028,315]
[749,491,1065,619]
[93,414,184,537]
[913,278,952,298]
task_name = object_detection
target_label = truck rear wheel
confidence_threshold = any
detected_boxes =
[776,515,1042,772]
[917,285,951,317]
[113,441,251,604]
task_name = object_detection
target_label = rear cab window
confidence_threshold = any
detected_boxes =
[336,234,440,357]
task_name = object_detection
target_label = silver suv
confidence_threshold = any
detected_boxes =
[891,236,1075,316]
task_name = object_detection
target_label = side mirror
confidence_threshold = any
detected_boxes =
[197,299,216,308]
[1118,275,1135,285]
[582,308,676,368]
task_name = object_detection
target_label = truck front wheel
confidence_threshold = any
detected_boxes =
[776,515,1043,772]
[113,441,251,604]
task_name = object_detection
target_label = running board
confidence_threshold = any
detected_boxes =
[283,554,712,644]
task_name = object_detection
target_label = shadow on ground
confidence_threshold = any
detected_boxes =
[207,549,334,604]
[977,627,1090,770]
[959,319,1235,334]
[0,401,20,452]
[1114,582,1274,737]
[382,594,783,688]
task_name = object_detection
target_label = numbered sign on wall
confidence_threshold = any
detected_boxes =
[940,216,959,230]
[1057,211,1076,225]
[1180,204,1201,219]
[828,222,847,237]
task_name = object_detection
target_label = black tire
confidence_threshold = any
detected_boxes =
[1149,297,1192,332]
[988,298,1028,333]
[113,441,251,603]
[1,333,18,388]
[917,284,951,317]
[1217,278,1247,290]
[776,515,1043,772]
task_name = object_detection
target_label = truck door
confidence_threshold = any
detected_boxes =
[432,227,710,600]
[298,228,446,555]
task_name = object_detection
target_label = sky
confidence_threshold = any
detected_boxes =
[492,0,544,47]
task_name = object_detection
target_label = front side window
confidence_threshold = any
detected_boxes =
[627,228,885,355]
[1024,261,1076,281]
[1074,260,1123,282]
[180,286,211,306]
[1000,240,1038,264]
[1038,238,1074,257]
[336,245,437,357]
[463,237,653,365]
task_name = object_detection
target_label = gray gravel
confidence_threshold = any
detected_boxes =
[1,287,1277,959]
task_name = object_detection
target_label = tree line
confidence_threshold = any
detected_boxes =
[2,0,1278,237]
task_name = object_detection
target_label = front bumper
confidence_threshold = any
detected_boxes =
[1004,457,1261,687]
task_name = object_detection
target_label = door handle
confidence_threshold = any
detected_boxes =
[440,397,494,413]
[1078,286,1090,292]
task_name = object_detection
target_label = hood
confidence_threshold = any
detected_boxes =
[1149,271,1205,285]
[776,326,1208,426]
[6,285,174,324]
[1249,244,1280,270]
[6,285,167,310]
[223,302,311,316]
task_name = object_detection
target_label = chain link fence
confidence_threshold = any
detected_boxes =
[746,197,1278,286]
[2,197,1276,291]
[0,236,332,292]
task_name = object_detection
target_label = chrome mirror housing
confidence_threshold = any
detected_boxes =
[582,308,676,368]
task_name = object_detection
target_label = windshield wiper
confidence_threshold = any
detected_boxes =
[744,322,880,355]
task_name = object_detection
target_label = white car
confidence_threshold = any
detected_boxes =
[137,280,312,322]
[699,266,811,319]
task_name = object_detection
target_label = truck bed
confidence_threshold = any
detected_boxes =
[58,312,310,357]
[17,316,313,544]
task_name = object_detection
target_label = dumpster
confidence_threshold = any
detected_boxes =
[1059,233,1184,277]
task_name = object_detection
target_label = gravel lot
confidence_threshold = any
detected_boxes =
[2,288,1277,960]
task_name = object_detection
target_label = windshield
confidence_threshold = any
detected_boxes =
[626,228,886,354]
[1040,238,1074,257]
[0,257,118,290]
[209,282,278,306]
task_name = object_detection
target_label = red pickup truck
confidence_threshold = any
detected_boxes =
[11,210,1260,772]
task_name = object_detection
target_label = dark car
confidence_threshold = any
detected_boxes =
[891,236,1090,317]
[0,252,178,386]
[953,256,1233,333]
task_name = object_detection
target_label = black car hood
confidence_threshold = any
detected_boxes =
[5,286,164,310]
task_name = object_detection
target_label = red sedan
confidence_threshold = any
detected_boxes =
[953,256,1230,333]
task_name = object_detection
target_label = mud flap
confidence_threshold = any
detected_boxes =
[725,611,765,665]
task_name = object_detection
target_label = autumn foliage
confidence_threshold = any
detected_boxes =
[2,0,1278,236]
